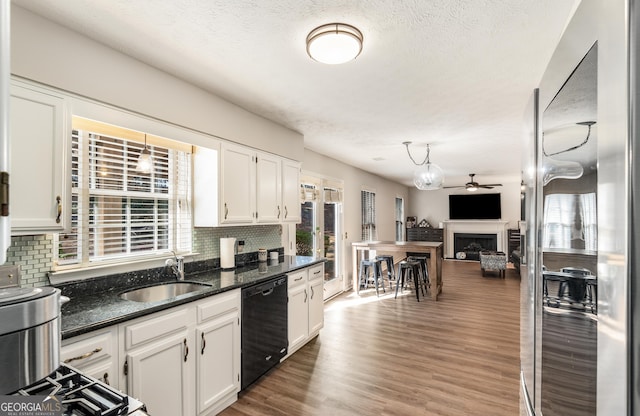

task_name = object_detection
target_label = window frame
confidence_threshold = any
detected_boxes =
[54,118,193,272]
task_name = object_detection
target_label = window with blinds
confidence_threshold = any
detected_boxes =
[361,190,376,241]
[543,193,596,251]
[56,119,192,268]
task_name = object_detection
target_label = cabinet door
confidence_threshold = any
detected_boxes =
[127,331,194,416]
[196,311,240,416]
[287,282,308,353]
[10,83,69,233]
[255,152,281,223]
[282,160,301,223]
[220,143,255,223]
[308,276,325,335]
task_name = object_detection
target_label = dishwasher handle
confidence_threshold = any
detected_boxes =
[262,288,274,296]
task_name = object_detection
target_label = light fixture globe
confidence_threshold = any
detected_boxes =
[413,163,445,190]
[306,23,363,64]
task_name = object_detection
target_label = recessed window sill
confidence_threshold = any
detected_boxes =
[48,253,198,285]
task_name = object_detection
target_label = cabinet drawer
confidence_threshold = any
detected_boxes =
[62,329,115,368]
[123,307,192,350]
[196,289,240,324]
[288,270,307,288]
[308,264,324,281]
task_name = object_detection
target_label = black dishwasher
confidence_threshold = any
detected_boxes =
[241,275,288,390]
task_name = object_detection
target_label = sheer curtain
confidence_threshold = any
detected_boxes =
[543,193,596,251]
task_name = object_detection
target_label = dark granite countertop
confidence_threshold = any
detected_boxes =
[59,255,324,339]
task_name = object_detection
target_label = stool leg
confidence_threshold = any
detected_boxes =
[374,263,380,297]
[395,268,404,299]
[412,268,420,302]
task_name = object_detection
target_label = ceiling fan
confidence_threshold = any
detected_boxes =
[443,174,503,192]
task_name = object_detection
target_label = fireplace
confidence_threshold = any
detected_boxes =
[454,233,498,260]
[443,220,509,258]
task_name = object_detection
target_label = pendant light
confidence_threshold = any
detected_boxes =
[306,23,363,64]
[136,134,153,173]
[403,142,445,190]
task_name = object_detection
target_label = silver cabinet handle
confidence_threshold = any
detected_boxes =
[294,276,303,282]
[201,332,206,355]
[284,206,288,218]
[63,347,102,364]
[183,338,189,362]
[103,372,110,385]
[277,205,281,219]
[304,289,308,303]
[56,195,62,223]
[224,203,229,219]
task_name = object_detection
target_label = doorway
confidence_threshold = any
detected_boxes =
[296,176,344,300]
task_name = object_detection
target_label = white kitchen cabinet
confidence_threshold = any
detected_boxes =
[215,142,300,225]
[219,142,255,224]
[287,270,309,352]
[308,264,325,334]
[115,289,241,416]
[255,152,281,223]
[281,159,301,223]
[195,290,241,416]
[121,307,195,416]
[10,80,70,234]
[127,330,193,416]
[61,327,119,389]
[286,263,325,357]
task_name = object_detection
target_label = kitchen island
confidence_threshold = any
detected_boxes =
[352,241,444,300]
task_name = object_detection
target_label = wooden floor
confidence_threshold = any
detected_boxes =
[220,260,521,416]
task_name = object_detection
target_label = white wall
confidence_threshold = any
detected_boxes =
[302,149,409,287]
[407,181,522,230]
[10,6,303,160]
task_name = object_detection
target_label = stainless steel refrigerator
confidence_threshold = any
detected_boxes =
[520,0,635,414]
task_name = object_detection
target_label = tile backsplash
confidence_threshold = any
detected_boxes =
[6,224,283,287]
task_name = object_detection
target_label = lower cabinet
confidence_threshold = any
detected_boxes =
[126,329,193,416]
[286,263,325,357]
[61,326,119,388]
[63,289,241,416]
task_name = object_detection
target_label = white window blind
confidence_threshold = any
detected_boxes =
[361,190,376,241]
[57,120,192,268]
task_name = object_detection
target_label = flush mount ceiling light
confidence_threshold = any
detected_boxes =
[136,134,153,173]
[403,142,445,190]
[306,23,363,64]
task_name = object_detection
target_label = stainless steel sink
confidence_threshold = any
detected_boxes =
[119,282,211,303]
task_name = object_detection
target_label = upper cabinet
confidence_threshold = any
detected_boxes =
[10,81,70,234]
[195,141,300,226]
[281,159,301,223]
[219,142,256,224]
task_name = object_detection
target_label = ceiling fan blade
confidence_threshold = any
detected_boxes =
[442,185,465,189]
[480,183,503,187]
[479,185,494,189]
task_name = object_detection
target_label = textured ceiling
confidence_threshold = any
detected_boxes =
[12,0,580,187]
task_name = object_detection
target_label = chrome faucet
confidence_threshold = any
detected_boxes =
[166,251,185,281]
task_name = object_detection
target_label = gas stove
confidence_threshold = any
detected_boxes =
[11,364,148,416]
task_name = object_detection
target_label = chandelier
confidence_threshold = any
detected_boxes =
[403,142,445,190]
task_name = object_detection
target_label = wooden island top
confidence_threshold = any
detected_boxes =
[352,241,444,300]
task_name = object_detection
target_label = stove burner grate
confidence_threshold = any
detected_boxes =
[13,365,134,416]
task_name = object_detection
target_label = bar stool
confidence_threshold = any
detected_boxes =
[375,255,395,289]
[407,255,429,293]
[358,259,385,296]
[395,260,423,301]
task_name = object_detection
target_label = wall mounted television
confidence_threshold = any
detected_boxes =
[449,193,501,220]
